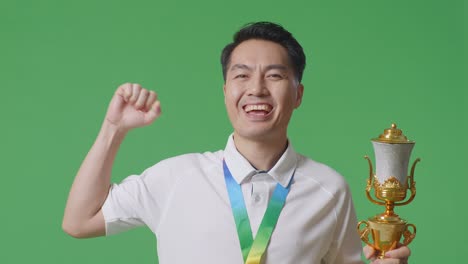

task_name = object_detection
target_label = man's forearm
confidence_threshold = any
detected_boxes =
[62,121,126,238]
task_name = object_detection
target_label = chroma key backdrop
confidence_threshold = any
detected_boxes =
[1,0,465,263]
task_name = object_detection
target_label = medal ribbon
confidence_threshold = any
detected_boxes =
[223,160,293,264]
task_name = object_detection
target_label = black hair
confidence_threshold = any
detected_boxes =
[221,21,306,82]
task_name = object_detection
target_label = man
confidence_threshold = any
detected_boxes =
[63,22,410,263]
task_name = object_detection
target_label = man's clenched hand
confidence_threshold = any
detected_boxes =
[364,245,411,264]
[105,83,161,132]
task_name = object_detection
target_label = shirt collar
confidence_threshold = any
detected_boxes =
[223,134,298,188]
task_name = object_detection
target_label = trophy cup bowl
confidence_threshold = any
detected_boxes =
[357,124,420,259]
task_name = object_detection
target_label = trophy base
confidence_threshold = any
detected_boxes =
[358,214,416,259]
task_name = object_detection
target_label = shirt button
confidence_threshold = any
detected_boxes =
[253,194,262,203]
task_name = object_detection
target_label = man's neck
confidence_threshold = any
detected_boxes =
[233,133,288,171]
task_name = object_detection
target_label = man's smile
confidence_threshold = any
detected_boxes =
[243,103,273,116]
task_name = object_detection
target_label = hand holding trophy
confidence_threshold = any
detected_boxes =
[357,124,421,259]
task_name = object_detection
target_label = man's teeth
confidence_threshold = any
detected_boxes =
[245,104,272,112]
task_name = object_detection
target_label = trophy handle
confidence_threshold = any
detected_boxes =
[357,221,374,247]
[402,223,417,246]
[364,156,385,206]
[396,158,420,206]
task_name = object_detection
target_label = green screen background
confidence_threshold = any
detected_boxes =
[1,0,465,263]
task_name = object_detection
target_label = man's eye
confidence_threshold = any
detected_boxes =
[235,74,248,79]
[268,74,283,79]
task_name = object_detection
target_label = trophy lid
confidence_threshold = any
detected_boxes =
[372,123,414,144]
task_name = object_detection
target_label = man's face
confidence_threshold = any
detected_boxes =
[223,39,303,142]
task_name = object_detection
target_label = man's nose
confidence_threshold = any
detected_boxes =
[248,75,268,96]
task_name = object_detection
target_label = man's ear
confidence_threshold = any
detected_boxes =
[295,83,304,109]
[223,84,227,104]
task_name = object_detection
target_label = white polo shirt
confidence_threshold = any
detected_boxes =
[102,135,363,264]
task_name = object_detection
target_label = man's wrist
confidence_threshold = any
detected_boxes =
[99,120,128,146]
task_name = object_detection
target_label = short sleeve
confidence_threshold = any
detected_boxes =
[102,174,160,236]
[325,182,364,263]
[101,155,186,236]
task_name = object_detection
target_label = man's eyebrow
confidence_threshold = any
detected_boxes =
[229,64,252,71]
[264,64,288,71]
[230,64,288,71]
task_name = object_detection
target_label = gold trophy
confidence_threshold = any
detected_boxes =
[357,124,420,259]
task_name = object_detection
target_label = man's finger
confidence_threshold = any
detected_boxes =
[385,245,411,259]
[129,83,142,104]
[143,100,161,125]
[135,89,149,110]
[363,245,376,260]
[150,100,161,115]
[145,91,157,111]
[116,83,132,102]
